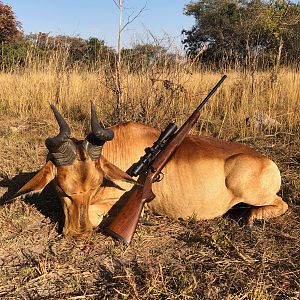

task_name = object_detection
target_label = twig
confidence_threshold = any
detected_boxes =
[111,0,119,9]
[125,268,140,298]
[268,228,299,241]
[113,288,128,297]
[68,294,98,300]
[225,235,257,263]
[121,3,147,33]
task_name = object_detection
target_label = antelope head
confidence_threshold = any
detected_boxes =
[13,103,135,237]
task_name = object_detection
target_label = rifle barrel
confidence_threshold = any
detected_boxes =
[196,75,227,112]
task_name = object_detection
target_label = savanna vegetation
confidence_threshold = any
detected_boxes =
[0,0,299,299]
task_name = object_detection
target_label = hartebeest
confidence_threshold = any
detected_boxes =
[12,104,288,237]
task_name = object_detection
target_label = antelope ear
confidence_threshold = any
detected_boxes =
[98,156,137,185]
[12,161,56,199]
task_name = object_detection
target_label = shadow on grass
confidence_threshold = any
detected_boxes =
[0,172,64,233]
[223,202,251,224]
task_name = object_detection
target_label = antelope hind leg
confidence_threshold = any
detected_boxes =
[247,196,288,226]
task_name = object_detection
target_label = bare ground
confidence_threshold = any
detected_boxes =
[0,117,299,300]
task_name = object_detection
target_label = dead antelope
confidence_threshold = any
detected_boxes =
[12,103,288,237]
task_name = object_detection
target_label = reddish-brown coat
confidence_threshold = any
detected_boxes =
[13,122,288,237]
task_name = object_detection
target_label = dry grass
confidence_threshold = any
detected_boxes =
[0,55,299,299]
[0,56,299,139]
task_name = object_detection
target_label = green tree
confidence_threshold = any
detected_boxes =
[84,37,115,65]
[122,43,168,71]
[26,34,115,66]
[183,0,259,67]
[260,0,300,71]
[182,0,300,69]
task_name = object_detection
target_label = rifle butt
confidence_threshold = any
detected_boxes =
[105,184,155,245]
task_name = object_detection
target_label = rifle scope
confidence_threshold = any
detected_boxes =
[129,123,177,177]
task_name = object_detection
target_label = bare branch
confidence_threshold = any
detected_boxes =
[111,0,120,9]
[121,2,147,33]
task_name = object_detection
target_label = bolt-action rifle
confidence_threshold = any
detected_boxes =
[105,75,227,245]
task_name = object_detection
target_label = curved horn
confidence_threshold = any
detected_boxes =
[91,102,114,141]
[45,103,76,166]
[85,102,114,161]
[45,103,71,150]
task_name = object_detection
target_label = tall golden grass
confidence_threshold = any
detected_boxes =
[0,49,299,141]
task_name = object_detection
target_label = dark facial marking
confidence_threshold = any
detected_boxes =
[79,205,86,231]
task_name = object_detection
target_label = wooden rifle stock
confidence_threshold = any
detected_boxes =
[105,75,227,245]
[105,175,155,245]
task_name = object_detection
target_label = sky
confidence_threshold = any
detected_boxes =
[4,0,195,50]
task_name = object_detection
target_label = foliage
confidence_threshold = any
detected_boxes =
[84,37,115,66]
[0,1,22,43]
[0,0,299,72]
[121,43,170,71]
[0,33,117,70]
[26,33,116,66]
[0,38,46,70]
[182,0,300,69]
[0,34,175,73]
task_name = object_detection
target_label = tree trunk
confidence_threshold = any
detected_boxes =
[115,0,123,121]
[245,37,251,70]
[274,36,284,74]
